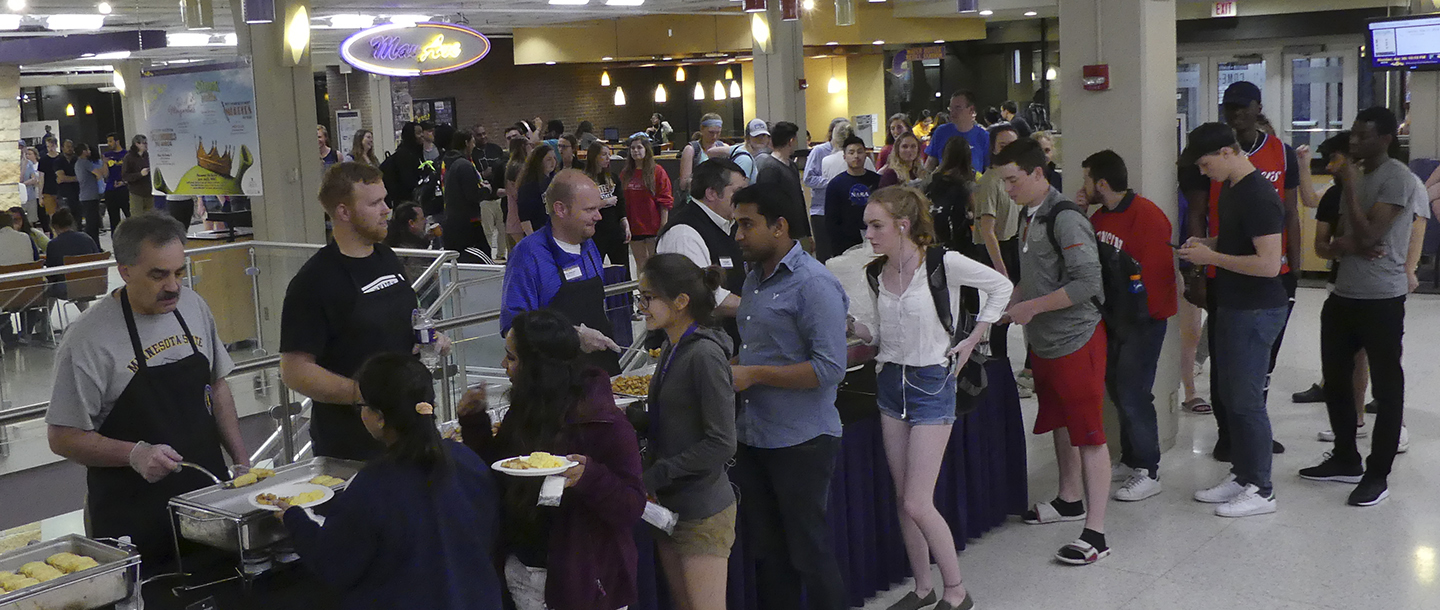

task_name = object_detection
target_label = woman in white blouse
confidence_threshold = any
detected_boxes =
[848,186,1011,610]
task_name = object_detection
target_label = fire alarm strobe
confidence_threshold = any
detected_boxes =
[1083,64,1110,91]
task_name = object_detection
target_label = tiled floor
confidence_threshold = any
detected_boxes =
[861,287,1440,610]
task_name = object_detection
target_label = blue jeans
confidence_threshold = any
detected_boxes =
[1106,318,1168,476]
[1214,306,1288,495]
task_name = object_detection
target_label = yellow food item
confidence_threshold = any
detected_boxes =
[230,468,277,488]
[46,552,99,573]
[0,572,23,588]
[308,475,346,487]
[19,562,62,582]
[1,577,39,592]
[647,348,663,358]
[289,490,326,505]
[501,451,567,470]
[611,374,652,396]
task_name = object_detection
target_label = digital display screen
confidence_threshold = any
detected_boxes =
[1369,15,1440,71]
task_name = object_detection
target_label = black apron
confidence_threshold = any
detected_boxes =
[544,236,621,375]
[311,249,418,461]
[87,289,228,564]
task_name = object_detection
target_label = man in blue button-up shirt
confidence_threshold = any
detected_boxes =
[728,185,849,610]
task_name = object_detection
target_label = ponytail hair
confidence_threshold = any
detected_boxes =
[356,353,450,484]
[868,185,936,248]
[641,253,723,327]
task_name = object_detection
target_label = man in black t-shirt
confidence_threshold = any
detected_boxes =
[752,121,811,241]
[280,162,450,460]
[1178,123,1288,519]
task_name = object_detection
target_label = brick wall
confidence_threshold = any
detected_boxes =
[323,67,375,134]
[0,66,21,212]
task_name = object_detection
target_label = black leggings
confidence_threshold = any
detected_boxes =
[104,187,130,234]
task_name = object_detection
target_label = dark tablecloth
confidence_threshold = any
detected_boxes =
[633,357,1029,610]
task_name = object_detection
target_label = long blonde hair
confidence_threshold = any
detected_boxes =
[888,132,929,183]
[869,185,936,247]
[622,136,658,194]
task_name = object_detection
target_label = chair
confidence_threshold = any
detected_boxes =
[0,261,48,352]
[53,252,113,329]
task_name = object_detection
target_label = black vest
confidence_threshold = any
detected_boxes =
[660,201,746,352]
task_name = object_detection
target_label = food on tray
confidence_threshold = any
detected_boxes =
[254,493,283,506]
[308,475,346,487]
[611,374,652,396]
[648,348,663,358]
[45,552,99,573]
[18,561,62,582]
[289,490,326,505]
[501,451,567,470]
[0,573,39,592]
[230,467,278,488]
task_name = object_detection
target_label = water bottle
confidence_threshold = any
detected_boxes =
[1129,274,1144,294]
[413,309,440,370]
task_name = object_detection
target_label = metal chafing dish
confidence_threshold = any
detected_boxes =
[0,534,141,610]
[167,457,363,557]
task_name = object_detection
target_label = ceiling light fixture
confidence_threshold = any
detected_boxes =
[828,76,842,93]
[602,56,614,61]
[388,14,430,26]
[97,2,112,15]
[713,80,727,100]
[729,80,741,97]
[47,14,107,30]
[94,50,131,59]
[693,82,705,100]
[545,61,556,65]
[802,0,815,10]
[872,40,884,45]
[614,86,626,106]
[85,105,94,115]
[1024,10,1037,16]
[5,0,23,11]
[167,32,211,46]
[934,40,944,44]
[0,14,19,30]
[328,14,374,29]
[725,67,733,80]
[600,70,610,86]
[979,9,992,16]
[1046,66,1056,80]
[826,41,838,45]
[675,66,686,81]
[654,84,667,103]
[66,104,76,116]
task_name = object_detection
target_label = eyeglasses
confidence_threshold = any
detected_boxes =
[635,291,657,309]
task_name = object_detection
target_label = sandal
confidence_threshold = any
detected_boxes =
[1183,397,1212,414]
[1055,538,1110,565]
[1022,500,1086,525]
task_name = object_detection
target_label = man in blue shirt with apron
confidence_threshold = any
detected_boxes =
[501,169,622,373]
[46,213,248,569]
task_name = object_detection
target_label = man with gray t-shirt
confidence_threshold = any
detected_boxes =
[1298,108,1416,507]
[45,213,247,567]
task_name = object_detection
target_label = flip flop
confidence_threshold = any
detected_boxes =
[1022,500,1086,525]
[1055,538,1110,565]
[1183,397,1212,414]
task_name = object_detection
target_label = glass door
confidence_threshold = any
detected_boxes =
[1177,62,1203,136]
[1217,57,1267,118]
[1284,53,1354,157]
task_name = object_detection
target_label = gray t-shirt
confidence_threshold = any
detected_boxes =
[1334,159,1422,300]
[75,158,101,201]
[46,288,234,432]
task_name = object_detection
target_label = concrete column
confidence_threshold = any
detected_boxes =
[232,0,327,245]
[1059,0,1181,452]
[1410,73,1439,159]
[367,74,397,155]
[0,65,19,212]
[750,2,806,132]
[114,60,146,141]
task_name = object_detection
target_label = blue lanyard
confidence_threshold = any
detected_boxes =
[657,324,699,383]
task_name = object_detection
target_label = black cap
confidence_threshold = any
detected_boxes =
[1222,81,1262,107]
[1180,122,1238,165]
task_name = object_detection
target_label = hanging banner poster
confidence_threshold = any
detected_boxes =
[140,59,263,196]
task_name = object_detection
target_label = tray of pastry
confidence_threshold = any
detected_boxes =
[169,457,363,553]
[0,534,140,610]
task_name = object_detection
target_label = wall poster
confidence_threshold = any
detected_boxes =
[140,59,263,196]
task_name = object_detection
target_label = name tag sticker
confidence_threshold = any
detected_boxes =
[563,265,583,281]
[719,257,734,269]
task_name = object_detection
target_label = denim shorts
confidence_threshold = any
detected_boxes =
[876,362,957,426]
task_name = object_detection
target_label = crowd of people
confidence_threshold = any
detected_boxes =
[29,75,1436,610]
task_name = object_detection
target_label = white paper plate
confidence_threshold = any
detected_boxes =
[491,456,577,477]
[247,482,335,512]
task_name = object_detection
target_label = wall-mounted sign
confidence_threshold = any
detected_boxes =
[1212,1,1238,18]
[340,22,491,77]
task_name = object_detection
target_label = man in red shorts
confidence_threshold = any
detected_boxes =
[995,138,1111,566]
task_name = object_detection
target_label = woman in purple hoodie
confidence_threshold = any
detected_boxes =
[459,309,646,610]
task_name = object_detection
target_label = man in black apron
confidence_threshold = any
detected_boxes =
[499,169,622,374]
[46,213,248,567]
[656,159,748,352]
[281,162,450,461]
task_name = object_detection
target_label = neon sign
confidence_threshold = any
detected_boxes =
[340,22,490,77]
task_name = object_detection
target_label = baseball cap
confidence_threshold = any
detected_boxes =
[746,118,770,137]
[1180,122,1238,165]
[1221,81,1262,107]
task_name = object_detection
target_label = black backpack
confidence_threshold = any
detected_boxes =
[1041,201,1150,345]
[414,158,443,217]
[863,247,988,405]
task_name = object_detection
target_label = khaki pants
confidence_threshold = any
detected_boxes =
[41,194,58,216]
[129,192,153,215]
[480,199,506,259]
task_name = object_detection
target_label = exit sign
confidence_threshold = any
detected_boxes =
[1212,1,1238,18]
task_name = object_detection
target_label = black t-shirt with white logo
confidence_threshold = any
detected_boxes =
[280,242,417,380]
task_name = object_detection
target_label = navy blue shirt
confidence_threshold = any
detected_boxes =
[824,170,881,256]
[735,242,848,449]
[283,441,503,610]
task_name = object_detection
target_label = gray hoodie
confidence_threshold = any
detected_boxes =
[643,325,737,521]
[1018,188,1104,358]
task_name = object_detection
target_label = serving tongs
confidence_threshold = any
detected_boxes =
[176,461,229,487]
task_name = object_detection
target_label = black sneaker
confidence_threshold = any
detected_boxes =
[1273,440,1286,454]
[1348,478,1389,506]
[1365,400,1379,414]
[1292,383,1324,403]
[1299,452,1364,483]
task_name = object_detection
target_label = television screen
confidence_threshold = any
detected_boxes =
[1368,14,1440,71]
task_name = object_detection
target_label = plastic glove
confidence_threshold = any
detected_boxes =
[129,441,183,483]
[576,324,620,353]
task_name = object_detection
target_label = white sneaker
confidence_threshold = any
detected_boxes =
[1215,484,1276,517]
[1114,472,1162,502]
[1398,426,1409,454]
[1318,425,1367,441]
[1111,463,1136,482]
[1194,474,1245,504]
[1017,385,1034,399]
